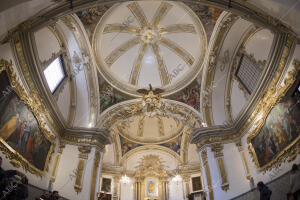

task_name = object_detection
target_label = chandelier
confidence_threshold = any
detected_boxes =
[120,174,130,184]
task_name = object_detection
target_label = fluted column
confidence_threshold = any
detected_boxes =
[74,146,91,193]
[160,178,169,200]
[211,144,229,191]
[134,178,142,200]
[182,175,190,199]
[113,176,120,200]
[90,149,104,200]
[236,141,251,180]
[51,142,65,183]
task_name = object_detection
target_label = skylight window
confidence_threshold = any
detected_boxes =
[43,56,66,93]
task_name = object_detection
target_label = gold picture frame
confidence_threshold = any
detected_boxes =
[247,60,300,172]
[0,59,55,176]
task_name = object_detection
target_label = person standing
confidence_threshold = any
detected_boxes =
[290,164,300,200]
[257,181,272,200]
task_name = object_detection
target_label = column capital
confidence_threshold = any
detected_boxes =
[78,145,91,159]
[211,143,224,158]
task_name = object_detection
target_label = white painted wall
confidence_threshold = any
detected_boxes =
[231,79,247,119]
[34,26,71,122]
[102,144,115,166]
[120,180,134,200]
[169,177,185,200]
[211,18,252,125]
[0,0,53,41]
[244,29,274,62]
[52,144,98,200]
[34,27,61,62]
[56,20,90,128]
[187,144,201,164]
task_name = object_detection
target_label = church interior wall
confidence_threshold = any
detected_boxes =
[211,18,253,125]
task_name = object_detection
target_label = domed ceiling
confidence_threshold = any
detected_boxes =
[115,115,184,144]
[93,1,207,97]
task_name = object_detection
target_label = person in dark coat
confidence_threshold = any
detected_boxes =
[40,190,51,200]
[257,181,272,200]
[15,177,29,200]
[0,156,26,199]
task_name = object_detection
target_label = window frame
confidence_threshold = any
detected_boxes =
[235,53,262,94]
[43,55,68,94]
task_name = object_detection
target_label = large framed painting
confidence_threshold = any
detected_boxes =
[0,59,54,175]
[248,62,300,171]
[101,178,111,193]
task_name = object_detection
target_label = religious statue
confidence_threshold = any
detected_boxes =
[148,181,155,194]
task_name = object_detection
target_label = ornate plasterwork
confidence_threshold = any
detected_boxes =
[12,32,60,133]
[49,22,77,125]
[201,13,239,126]
[247,59,300,172]
[191,35,294,148]
[120,145,182,165]
[211,144,229,191]
[93,1,207,97]
[134,154,168,179]
[224,26,260,122]
[98,99,202,130]
[0,59,55,176]
[74,145,91,193]
[62,14,99,127]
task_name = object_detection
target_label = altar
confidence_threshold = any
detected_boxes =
[133,155,169,200]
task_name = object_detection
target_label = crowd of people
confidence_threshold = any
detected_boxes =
[1,154,300,200]
[0,156,61,200]
[38,190,60,200]
[0,156,29,200]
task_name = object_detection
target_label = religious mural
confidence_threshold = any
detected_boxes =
[159,135,182,155]
[0,71,51,171]
[181,3,222,41]
[119,135,141,156]
[169,81,200,111]
[98,72,130,112]
[250,88,300,167]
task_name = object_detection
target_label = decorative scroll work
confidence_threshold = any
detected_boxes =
[0,59,55,176]
[98,99,202,129]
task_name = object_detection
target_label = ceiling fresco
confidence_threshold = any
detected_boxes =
[167,80,201,112]
[98,72,132,112]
